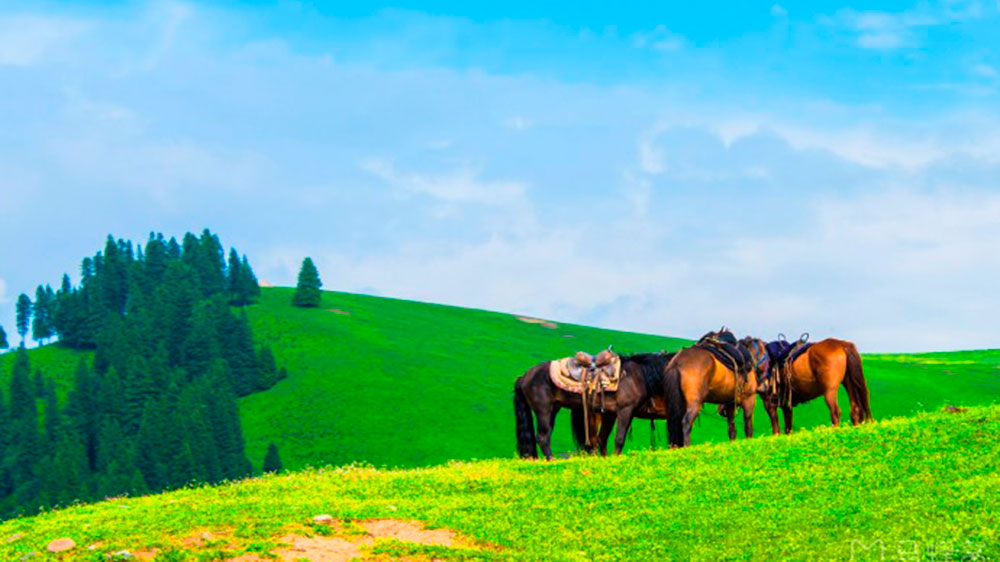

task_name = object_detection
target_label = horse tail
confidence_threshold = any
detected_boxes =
[663,364,686,447]
[843,342,873,423]
[514,381,538,458]
[570,408,588,450]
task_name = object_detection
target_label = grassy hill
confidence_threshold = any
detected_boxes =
[3,287,999,472]
[1,405,997,561]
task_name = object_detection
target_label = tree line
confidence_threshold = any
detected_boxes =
[0,230,286,518]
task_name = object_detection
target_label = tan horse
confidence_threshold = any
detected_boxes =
[664,332,768,446]
[759,338,873,434]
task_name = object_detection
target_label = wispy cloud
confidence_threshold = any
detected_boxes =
[830,1,985,50]
[630,25,685,52]
[360,158,528,207]
[503,116,533,130]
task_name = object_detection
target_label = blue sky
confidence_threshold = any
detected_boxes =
[2,1,1000,352]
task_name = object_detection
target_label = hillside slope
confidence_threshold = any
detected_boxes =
[3,287,999,472]
[239,288,689,469]
[2,406,997,561]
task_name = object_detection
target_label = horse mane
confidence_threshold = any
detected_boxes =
[619,351,676,393]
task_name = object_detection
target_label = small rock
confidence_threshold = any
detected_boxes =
[47,538,76,553]
[6,534,23,542]
[19,552,38,561]
[312,514,335,525]
[109,551,134,560]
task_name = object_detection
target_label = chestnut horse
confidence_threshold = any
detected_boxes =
[759,338,873,434]
[663,331,769,446]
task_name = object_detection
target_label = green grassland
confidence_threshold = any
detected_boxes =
[3,287,1000,472]
[1,405,997,561]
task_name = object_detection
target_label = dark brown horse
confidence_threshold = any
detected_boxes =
[514,351,683,459]
[514,353,605,459]
[663,331,769,446]
[758,337,873,434]
[596,352,683,454]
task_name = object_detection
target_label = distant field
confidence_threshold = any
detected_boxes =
[2,405,997,561]
[3,287,999,472]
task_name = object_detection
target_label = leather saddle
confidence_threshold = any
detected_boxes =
[549,350,621,393]
[697,328,753,376]
[766,333,812,367]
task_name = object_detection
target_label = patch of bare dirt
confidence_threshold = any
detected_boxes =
[181,529,232,549]
[132,549,157,561]
[515,316,558,329]
[326,308,351,315]
[275,534,373,562]
[360,520,458,547]
[131,518,487,562]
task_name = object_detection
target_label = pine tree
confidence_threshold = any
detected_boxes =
[66,359,100,470]
[8,348,41,509]
[292,257,322,307]
[95,418,146,499]
[32,285,55,344]
[0,326,7,350]
[240,255,261,303]
[262,442,283,474]
[15,294,32,345]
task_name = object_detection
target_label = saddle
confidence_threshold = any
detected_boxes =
[549,350,621,394]
[766,333,812,367]
[696,328,753,378]
[764,333,812,407]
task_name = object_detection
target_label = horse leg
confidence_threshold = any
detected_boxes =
[682,402,703,447]
[781,405,793,434]
[742,396,755,439]
[613,406,636,455]
[597,412,615,456]
[721,404,737,441]
[824,390,842,427]
[764,401,780,435]
[535,403,557,460]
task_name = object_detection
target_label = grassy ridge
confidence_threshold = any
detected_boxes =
[2,405,997,561]
[239,288,688,470]
[3,287,1000,472]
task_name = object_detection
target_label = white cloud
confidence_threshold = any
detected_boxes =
[0,15,87,66]
[503,116,533,130]
[141,1,192,70]
[360,158,528,207]
[0,278,7,305]
[631,25,685,52]
[771,4,788,18]
[832,2,984,50]
[972,63,998,79]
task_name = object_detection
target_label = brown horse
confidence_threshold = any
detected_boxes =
[759,338,873,434]
[599,352,683,454]
[664,331,769,446]
[514,353,608,459]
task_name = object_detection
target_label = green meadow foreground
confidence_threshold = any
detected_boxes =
[4,287,1000,471]
[1,406,997,561]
